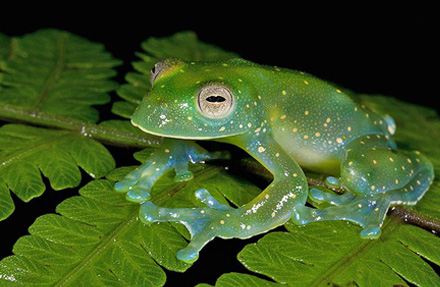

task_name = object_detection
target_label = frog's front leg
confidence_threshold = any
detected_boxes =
[140,136,309,263]
[114,139,229,203]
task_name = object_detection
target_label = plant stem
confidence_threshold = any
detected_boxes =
[0,104,162,148]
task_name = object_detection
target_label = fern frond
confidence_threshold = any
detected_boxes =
[0,157,261,286]
[0,124,115,220]
[0,33,10,62]
[0,30,124,220]
[0,29,120,123]
[234,220,440,287]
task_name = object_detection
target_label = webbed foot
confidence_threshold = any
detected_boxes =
[140,189,238,263]
[114,139,230,203]
[292,195,388,239]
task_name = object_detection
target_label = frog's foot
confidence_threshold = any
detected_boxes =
[140,189,236,263]
[309,187,356,206]
[114,171,153,203]
[114,139,230,203]
[292,195,390,239]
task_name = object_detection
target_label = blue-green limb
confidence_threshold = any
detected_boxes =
[139,136,309,263]
[293,135,434,239]
[114,138,229,203]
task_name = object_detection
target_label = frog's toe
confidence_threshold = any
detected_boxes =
[360,226,382,239]
[174,170,194,182]
[309,187,355,206]
[126,189,151,203]
[123,179,153,203]
[195,189,233,211]
[176,228,214,264]
[176,248,199,264]
[114,179,138,192]
[139,201,209,226]
[325,176,341,189]
[291,205,315,225]
[139,201,203,224]
[139,202,160,224]
[309,187,327,203]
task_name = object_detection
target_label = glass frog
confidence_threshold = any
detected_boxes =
[115,58,434,263]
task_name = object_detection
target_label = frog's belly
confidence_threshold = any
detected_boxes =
[273,131,342,175]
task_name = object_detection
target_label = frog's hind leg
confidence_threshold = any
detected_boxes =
[294,193,391,238]
[294,135,434,239]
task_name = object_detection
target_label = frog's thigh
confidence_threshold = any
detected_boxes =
[295,136,434,238]
[341,136,434,202]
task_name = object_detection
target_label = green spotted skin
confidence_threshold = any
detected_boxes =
[115,58,434,263]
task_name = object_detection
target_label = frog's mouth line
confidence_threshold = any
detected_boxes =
[131,119,245,140]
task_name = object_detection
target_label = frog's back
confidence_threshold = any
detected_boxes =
[258,67,395,174]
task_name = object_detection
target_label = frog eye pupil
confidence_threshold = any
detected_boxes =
[197,85,234,119]
[206,96,226,103]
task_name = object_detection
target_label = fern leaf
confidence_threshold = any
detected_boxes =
[236,221,440,287]
[0,158,261,286]
[0,29,121,123]
[196,273,280,287]
[114,31,238,118]
[0,33,9,62]
[0,124,115,220]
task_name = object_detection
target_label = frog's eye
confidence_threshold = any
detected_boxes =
[197,85,234,119]
[150,60,165,85]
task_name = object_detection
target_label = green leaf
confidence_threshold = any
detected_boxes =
[196,273,279,287]
[236,221,440,287]
[0,33,10,62]
[0,30,161,221]
[0,159,261,286]
[114,31,238,118]
[0,124,115,220]
[0,29,121,123]
[0,179,167,287]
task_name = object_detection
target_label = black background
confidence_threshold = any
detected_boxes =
[0,11,438,287]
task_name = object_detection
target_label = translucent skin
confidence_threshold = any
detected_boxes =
[115,58,434,263]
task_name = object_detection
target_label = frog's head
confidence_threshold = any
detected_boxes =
[131,58,263,140]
